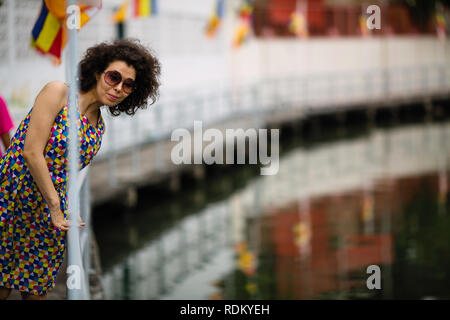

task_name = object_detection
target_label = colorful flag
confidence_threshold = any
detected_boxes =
[232,3,253,48]
[133,0,157,18]
[31,0,102,62]
[359,14,370,36]
[436,12,447,41]
[239,3,253,20]
[31,1,63,59]
[205,0,224,38]
[288,11,308,38]
[111,0,129,23]
[78,2,102,29]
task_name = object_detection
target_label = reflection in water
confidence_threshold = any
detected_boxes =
[95,120,450,300]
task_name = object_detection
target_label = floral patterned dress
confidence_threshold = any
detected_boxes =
[0,104,104,295]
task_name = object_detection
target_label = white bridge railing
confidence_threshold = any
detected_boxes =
[96,63,450,186]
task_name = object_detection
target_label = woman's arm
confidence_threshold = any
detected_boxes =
[23,81,70,231]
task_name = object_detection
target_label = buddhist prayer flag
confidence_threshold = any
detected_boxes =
[359,14,370,36]
[288,11,308,38]
[78,1,102,29]
[133,0,157,18]
[205,0,224,38]
[31,1,63,58]
[111,0,129,23]
[232,3,253,48]
[238,3,253,20]
[31,0,102,61]
[112,0,158,22]
[436,12,447,41]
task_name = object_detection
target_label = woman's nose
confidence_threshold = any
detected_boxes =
[114,81,123,92]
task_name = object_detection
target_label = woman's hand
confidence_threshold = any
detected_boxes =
[49,200,86,230]
[49,206,70,231]
[49,208,86,231]
[78,217,86,228]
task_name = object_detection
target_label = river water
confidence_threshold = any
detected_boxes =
[93,116,450,300]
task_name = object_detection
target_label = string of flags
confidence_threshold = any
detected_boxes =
[30,0,321,60]
[112,0,308,49]
[31,0,102,64]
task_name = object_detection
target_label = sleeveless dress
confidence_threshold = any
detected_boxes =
[0,104,104,295]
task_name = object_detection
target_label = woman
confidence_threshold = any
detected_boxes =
[0,39,161,300]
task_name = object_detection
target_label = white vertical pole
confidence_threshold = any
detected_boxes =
[66,0,84,300]
[80,168,92,299]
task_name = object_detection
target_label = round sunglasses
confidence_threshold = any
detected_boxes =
[103,70,135,94]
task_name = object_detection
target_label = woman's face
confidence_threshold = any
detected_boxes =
[96,60,136,107]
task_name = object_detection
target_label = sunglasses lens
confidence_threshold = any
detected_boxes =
[105,71,121,86]
[123,79,135,93]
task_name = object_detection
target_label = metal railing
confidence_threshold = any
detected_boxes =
[76,167,92,300]
[96,63,450,188]
[66,0,88,300]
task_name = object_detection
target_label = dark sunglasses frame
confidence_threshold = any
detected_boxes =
[103,70,135,94]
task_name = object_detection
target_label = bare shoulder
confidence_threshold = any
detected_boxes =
[34,81,68,114]
[40,81,68,96]
[24,81,69,154]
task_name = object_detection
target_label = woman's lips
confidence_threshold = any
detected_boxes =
[107,93,118,101]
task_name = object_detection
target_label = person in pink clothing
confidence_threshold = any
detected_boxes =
[0,94,14,157]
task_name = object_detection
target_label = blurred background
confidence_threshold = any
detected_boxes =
[1,0,450,300]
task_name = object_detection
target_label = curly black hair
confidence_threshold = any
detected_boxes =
[79,38,161,116]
